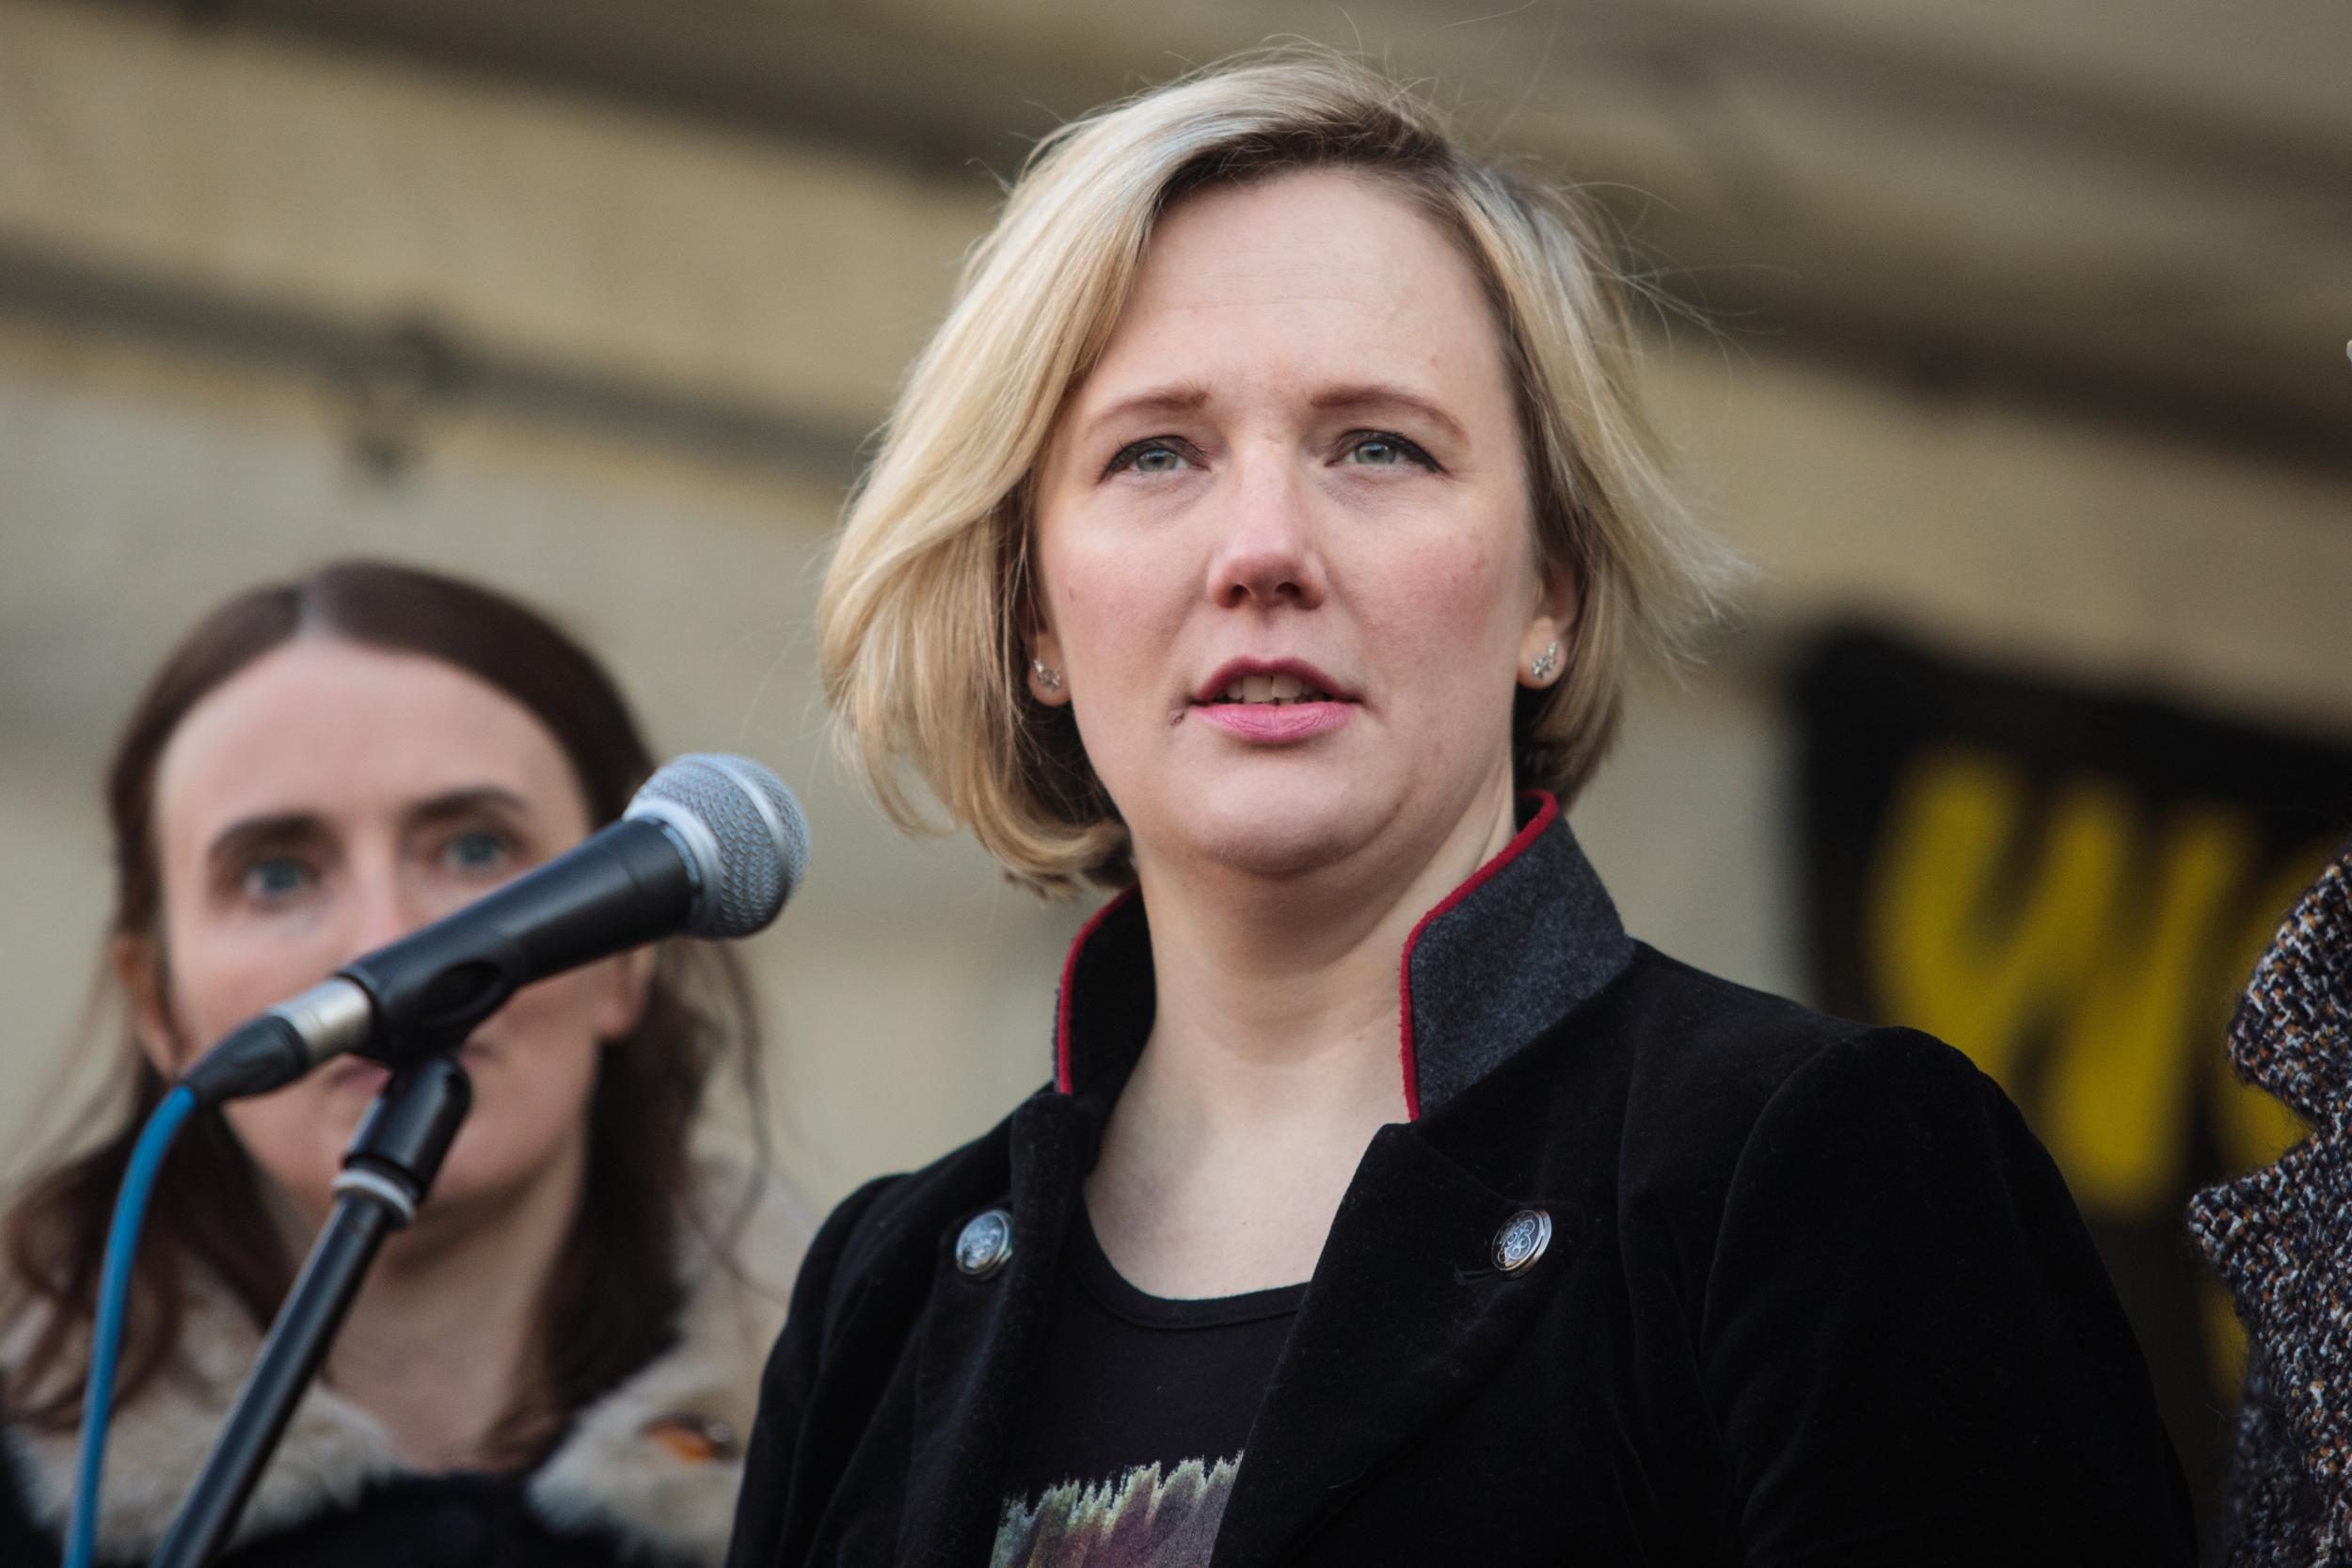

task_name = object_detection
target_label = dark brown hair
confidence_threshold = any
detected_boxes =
[1,560,764,1465]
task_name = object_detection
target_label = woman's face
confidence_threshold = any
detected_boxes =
[132,638,643,1230]
[1030,168,1571,885]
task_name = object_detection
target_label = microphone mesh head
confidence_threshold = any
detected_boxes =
[627,754,809,939]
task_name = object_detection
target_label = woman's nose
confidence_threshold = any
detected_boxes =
[341,864,432,964]
[1204,455,1327,610]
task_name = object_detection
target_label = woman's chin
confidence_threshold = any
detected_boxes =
[1173,798,1381,881]
[397,1149,545,1236]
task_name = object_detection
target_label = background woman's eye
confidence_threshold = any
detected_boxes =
[240,855,314,903]
[440,828,516,874]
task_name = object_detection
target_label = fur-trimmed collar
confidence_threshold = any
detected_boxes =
[2,1159,811,1565]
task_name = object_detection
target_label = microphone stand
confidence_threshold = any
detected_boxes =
[149,1054,472,1568]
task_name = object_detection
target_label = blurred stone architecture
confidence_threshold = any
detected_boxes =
[2,0,2347,1544]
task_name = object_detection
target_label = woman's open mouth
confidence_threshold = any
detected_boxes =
[1191,663,1357,742]
[1207,673,1331,705]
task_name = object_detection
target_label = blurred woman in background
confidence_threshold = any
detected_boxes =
[729,52,2194,1567]
[0,560,807,1567]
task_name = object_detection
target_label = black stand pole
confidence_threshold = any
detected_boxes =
[150,1054,472,1568]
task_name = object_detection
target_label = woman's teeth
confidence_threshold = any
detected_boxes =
[1215,673,1331,705]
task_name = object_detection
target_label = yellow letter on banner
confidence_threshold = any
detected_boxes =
[2039,805,2254,1216]
[1868,747,2336,1393]
[1867,749,2132,1093]
[1867,750,2265,1219]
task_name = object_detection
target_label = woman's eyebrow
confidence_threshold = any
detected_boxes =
[1309,383,1470,447]
[404,786,531,831]
[1076,383,1213,441]
[205,812,326,871]
[203,788,528,865]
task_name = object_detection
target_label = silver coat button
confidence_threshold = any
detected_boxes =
[1493,1209,1551,1275]
[955,1209,1014,1277]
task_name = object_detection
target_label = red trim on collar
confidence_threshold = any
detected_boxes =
[1055,793,1561,1108]
[1055,886,1140,1095]
[1395,791,1561,1121]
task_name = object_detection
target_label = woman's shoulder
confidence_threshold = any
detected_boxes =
[674,1157,822,1296]
[528,1158,818,1566]
[1548,942,2032,1219]
[0,1264,406,1565]
[0,1162,810,1568]
[1603,942,2000,1134]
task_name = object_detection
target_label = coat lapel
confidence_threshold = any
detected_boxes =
[1210,1124,1571,1565]
[896,1092,1082,1565]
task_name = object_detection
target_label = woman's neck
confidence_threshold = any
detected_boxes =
[1086,778,1520,1297]
[274,1137,587,1474]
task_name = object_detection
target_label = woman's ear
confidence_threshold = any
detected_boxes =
[1026,628,1073,707]
[113,931,184,1075]
[1518,557,1581,690]
[592,944,659,1043]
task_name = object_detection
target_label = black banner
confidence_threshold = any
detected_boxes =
[1795,629,2352,1544]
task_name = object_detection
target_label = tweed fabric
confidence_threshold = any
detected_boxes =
[2188,842,2352,1567]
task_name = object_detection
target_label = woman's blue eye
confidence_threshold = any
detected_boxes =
[442,830,512,872]
[1343,433,1426,467]
[1105,437,1193,477]
[241,856,312,902]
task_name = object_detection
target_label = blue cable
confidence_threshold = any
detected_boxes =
[62,1083,198,1568]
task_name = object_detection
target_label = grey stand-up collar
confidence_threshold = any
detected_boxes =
[1051,792,1634,1121]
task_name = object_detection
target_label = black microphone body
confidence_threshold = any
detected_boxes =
[345,815,695,1054]
[179,753,804,1106]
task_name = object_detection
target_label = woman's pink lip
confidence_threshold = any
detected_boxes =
[1194,701,1356,742]
[325,1056,391,1090]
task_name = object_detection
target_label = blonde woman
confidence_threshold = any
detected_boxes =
[728,55,2194,1568]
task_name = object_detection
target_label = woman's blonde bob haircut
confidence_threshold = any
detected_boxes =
[819,50,1736,896]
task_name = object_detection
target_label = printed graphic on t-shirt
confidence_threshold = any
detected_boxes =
[992,1454,1238,1568]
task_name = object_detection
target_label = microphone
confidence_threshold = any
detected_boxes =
[179,754,808,1107]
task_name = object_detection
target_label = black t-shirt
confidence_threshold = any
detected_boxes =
[993,1209,1306,1568]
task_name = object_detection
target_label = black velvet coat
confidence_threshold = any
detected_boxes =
[728,799,2196,1566]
